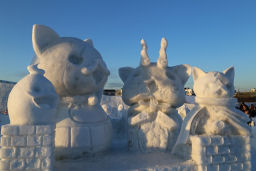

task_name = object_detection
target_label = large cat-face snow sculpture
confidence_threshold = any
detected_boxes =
[32,25,112,158]
[172,67,251,157]
[119,38,191,152]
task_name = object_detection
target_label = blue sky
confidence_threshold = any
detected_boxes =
[0,0,255,91]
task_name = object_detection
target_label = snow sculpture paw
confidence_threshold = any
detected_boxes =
[119,38,191,152]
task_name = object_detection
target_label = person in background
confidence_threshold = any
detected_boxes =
[0,108,8,115]
[240,102,250,115]
[249,104,256,118]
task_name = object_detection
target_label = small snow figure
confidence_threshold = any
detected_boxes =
[7,64,59,125]
[172,67,251,156]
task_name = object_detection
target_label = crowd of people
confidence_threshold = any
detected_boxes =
[239,102,256,126]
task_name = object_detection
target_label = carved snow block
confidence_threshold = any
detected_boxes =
[55,119,112,158]
[191,135,251,171]
[128,111,179,152]
[0,124,55,171]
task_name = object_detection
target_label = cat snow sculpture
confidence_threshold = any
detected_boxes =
[8,64,59,125]
[32,24,112,158]
[119,38,191,152]
[172,67,251,157]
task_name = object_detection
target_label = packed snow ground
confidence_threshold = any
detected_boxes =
[54,151,195,171]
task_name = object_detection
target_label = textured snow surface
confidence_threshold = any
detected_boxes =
[55,149,196,171]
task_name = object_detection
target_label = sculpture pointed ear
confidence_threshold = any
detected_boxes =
[84,38,94,47]
[169,64,191,85]
[119,67,134,83]
[140,39,150,66]
[223,66,234,83]
[157,38,168,68]
[192,67,206,81]
[32,24,59,56]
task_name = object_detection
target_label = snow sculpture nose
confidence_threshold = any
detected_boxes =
[81,67,89,75]
[144,79,157,92]
[81,59,100,75]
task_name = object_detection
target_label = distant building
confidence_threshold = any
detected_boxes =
[103,89,122,96]
[0,80,16,84]
[250,88,256,93]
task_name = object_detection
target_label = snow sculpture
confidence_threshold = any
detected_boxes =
[2,64,57,171]
[31,24,112,157]
[192,67,250,135]
[173,67,251,159]
[119,38,191,152]
[8,64,59,125]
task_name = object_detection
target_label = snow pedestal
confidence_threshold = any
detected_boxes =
[0,124,55,171]
[55,119,112,158]
[191,135,251,171]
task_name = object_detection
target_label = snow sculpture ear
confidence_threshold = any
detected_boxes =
[140,39,150,66]
[119,67,135,83]
[32,24,59,56]
[223,66,234,83]
[84,38,94,47]
[169,64,191,85]
[192,67,206,81]
[157,38,168,68]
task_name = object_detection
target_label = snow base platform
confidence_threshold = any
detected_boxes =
[55,140,196,171]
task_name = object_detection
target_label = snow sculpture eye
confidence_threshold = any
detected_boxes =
[68,55,83,65]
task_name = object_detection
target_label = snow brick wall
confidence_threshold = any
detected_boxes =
[0,124,54,171]
[191,135,251,171]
